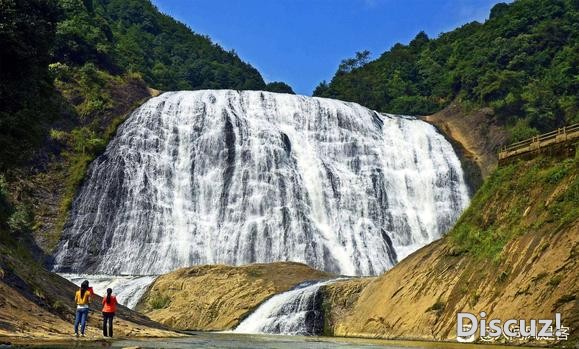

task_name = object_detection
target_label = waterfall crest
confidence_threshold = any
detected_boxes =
[52,90,469,276]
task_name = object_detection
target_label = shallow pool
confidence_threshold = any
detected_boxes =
[16,332,536,349]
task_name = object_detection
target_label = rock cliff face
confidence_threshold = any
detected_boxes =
[424,103,509,193]
[136,262,332,331]
[321,278,374,335]
[321,155,578,344]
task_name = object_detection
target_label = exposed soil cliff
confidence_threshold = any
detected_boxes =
[424,103,509,193]
[321,155,578,345]
[321,278,375,335]
[137,262,332,331]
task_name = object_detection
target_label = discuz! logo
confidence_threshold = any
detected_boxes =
[456,312,570,342]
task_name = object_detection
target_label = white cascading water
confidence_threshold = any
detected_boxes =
[234,280,336,335]
[53,90,469,278]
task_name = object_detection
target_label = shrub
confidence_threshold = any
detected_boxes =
[508,119,539,143]
[148,293,171,310]
[497,271,509,283]
[426,298,445,313]
[542,160,572,184]
[548,275,562,287]
[8,204,34,234]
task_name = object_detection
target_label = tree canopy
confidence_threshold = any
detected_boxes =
[0,0,61,169]
[314,0,578,139]
[265,82,295,94]
[53,0,267,91]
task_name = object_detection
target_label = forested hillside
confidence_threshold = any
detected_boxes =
[0,0,61,170]
[1,0,272,170]
[54,0,266,91]
[0,0,288,252]
[314,0,578,141]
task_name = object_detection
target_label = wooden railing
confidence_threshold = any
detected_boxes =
[498,123,579,161]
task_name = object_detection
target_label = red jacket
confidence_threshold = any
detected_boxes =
[102,295,118,313]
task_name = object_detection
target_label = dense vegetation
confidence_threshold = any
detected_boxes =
[54,0,266,91]
[449,154,578,259]
[0,0,54,246]
[315,0,578,141]
[264,81,295,94]
[0,0,61,170]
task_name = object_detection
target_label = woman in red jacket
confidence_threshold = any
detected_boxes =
[102,288,117,337]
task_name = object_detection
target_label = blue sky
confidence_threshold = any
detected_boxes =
[152,0,507,95]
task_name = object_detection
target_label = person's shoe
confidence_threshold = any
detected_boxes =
[81,333,85,337]
[73,333,79,338]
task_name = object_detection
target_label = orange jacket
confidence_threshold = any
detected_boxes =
[102,295,118,313]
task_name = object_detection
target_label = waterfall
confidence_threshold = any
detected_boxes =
[233,280,335,335]
[52,90,469,276]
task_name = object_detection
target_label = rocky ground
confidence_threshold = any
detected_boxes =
[322,230,578,343]
[136,262,333,331]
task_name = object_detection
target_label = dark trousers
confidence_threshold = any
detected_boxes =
[102,312,115,337]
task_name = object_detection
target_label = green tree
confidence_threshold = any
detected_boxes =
[313,81,331,97]
[265,82,295,94]
[338,50,372,74]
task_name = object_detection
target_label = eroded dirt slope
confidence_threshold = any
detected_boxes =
[424,102,509,193]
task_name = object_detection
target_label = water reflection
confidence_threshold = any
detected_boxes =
[22,332,535,349]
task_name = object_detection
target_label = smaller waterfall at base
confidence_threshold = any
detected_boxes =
[59,274,156,309]
[234,279,336,336]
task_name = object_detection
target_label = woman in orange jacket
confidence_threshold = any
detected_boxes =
[102,288,117,337]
